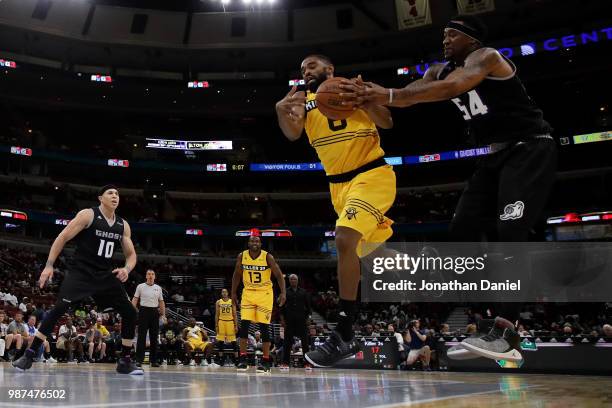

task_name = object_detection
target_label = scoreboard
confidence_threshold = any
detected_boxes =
[146,138,232,151]
[311,335,399,370]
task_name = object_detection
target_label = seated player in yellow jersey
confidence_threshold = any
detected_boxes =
[215,288,238,366]
[182,318,215,367]
[275,54,396,367]
[231,235,286,373]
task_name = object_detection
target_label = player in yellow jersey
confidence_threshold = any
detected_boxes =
[275,54,396,367]
[231,235,286,373]
[215,288,238,366]
[182,318,214,367]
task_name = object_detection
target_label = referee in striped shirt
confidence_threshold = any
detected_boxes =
[132,269,165,367]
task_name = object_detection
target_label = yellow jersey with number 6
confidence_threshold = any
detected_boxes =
[304,91,385,176]
[241,250,272,291]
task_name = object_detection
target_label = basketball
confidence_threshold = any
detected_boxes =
[315,77,355,121]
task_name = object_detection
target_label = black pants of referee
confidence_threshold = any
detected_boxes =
[136,306,159,364]
[282,318,309,365]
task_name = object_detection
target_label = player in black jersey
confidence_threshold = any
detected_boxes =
[339,15,556,362]
[12,185,142,375]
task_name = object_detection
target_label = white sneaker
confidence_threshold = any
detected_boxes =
[189,359,196,367]
[68,360,77,365]
[208,362,220,368]
[46,357,58,364]
[162,360,167,366]
[200,360,209,367]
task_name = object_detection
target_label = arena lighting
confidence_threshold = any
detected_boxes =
[0,209,28,221]
[187,81,209,88]
[398,26,612,76]
[90,74,112,83]
[55,219,70,226]
[0,58,16,68]
[10,146,32,156]
[107,159,130,167]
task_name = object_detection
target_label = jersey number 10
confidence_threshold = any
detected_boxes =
[451,90,489,120]
[97,239,115,259]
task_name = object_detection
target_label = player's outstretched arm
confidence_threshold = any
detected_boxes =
[275,85,306,141]
[391,48,503,105]
[230,253,243,306]
[39,208,94,288]
[268,253,286,307]
[113,221,137,283]
[351,76,394,129]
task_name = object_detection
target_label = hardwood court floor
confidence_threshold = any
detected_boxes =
[0,363,611,407]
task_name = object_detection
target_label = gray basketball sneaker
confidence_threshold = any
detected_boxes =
[460,317,523,362]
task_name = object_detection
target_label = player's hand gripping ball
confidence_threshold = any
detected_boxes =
[316,77,356,121]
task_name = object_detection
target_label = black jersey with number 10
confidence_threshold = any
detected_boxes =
[439,52,553,144]
[71,207,125,274]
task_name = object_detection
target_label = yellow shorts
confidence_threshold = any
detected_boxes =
[330,164,396,256]
[241,289,273,324]
[217,320,236,342]
[187,339,209,352]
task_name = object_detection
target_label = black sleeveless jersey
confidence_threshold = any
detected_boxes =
[438,51,552,144]
[71,207,124,275]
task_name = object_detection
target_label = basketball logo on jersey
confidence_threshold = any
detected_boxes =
[345,207,358,220]
[500,201,525,221]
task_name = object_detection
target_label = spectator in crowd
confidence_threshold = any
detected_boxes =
[57,316,84,363]
[74,307,87,320]
[440,324,451,335]
[0,310,8,361]
[25,315,55,363]
[251,331,263,352]
[160,319,182,365]
[19,297,29,314]
[85,322,107,362]
[0,290,17,307]
[7,311,28,359]
[108,323,123,362]
[603,324,612,338]
[406,320,431,371]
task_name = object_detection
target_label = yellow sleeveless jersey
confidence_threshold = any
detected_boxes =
[241,250,272,291]
[304,91,386,176]
[186,326,205,341]
[218,298,234,321]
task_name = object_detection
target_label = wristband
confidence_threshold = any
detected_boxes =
[388,89,394,104]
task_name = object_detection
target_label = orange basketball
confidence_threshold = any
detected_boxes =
[315,77,355,121]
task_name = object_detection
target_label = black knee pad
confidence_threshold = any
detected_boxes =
[259,324,270,343]
[37,299,71,337]
[240,320,251,339]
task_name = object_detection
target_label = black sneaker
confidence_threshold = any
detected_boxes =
[460,318,523,362]
[256,358,271,374]
[447,319,495,360]
[236,354,248,371]
[12,353,34,371]
[304,331,360,368]
[151,362,160,368]
[116,357,144,375]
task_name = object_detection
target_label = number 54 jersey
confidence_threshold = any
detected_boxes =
[71,206,124,277]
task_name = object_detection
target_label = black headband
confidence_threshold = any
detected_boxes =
[98,184,118,197]
[446,21,485,44]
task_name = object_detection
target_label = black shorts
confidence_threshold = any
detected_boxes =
[58,270,130,309]
[450,136,557,241]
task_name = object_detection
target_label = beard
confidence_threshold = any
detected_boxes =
[307,72,329,92]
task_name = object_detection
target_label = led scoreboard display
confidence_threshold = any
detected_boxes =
[311,335,399,370]
[146,139,233,151]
